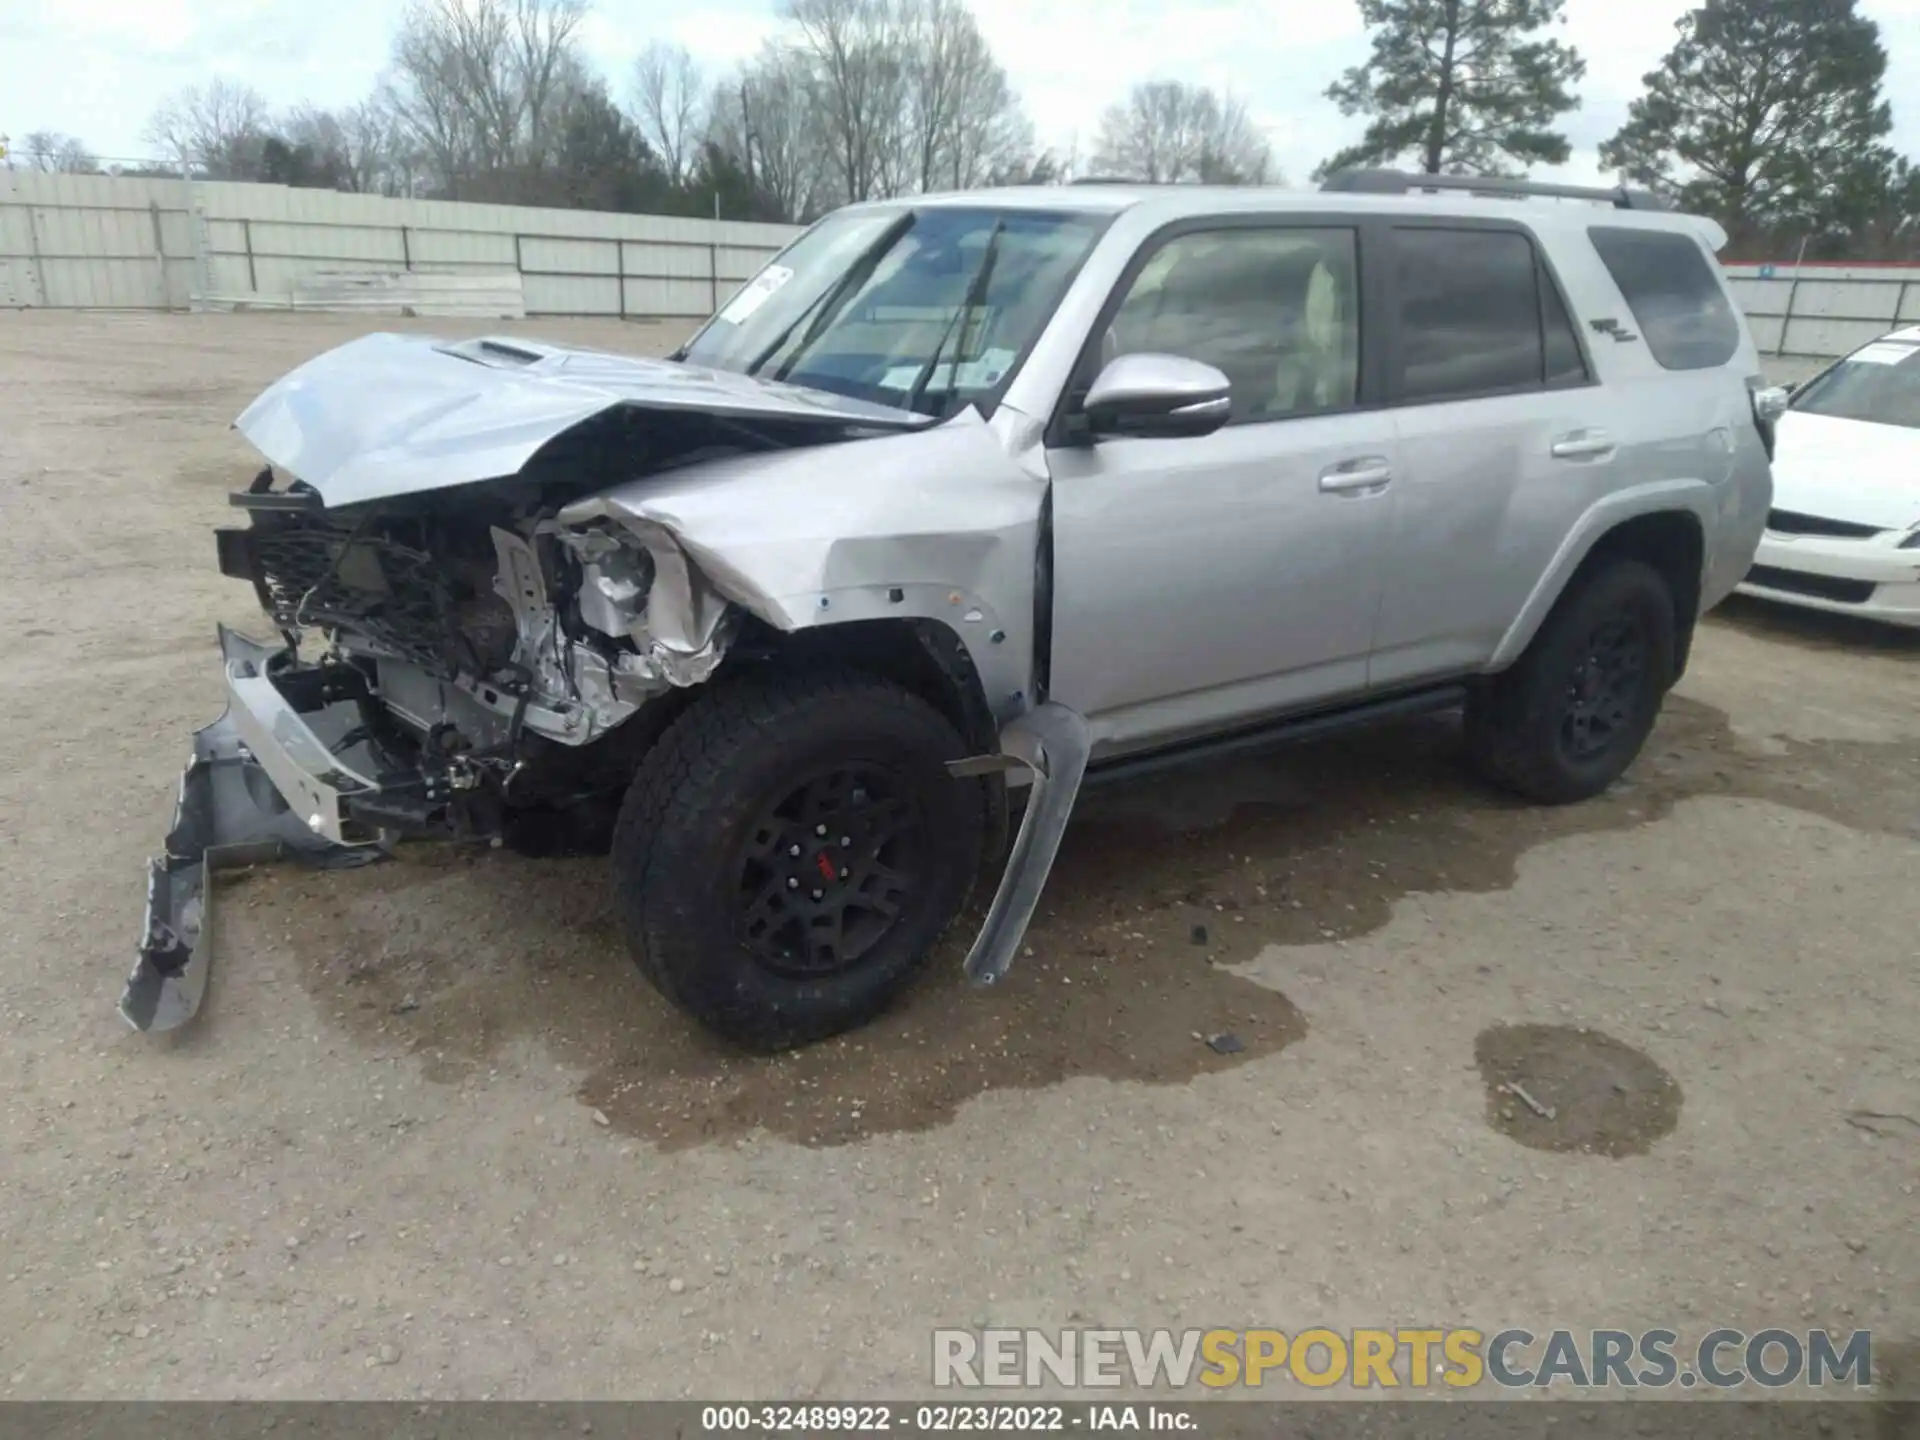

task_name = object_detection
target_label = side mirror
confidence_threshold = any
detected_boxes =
[1082,353,1231,439]
[1753,384,1792,423]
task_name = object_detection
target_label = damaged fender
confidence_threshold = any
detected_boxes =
[125,628,383,1033]
[555,409,1062,984]
[555,409,1044,727]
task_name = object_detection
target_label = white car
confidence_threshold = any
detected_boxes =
[1738,324,1920,626]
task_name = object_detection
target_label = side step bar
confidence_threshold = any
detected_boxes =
[953,703,1092,988]
[1084,684,1467,789]
[948,683,1467,987]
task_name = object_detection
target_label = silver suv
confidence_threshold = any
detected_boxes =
[130,170,1778,1048]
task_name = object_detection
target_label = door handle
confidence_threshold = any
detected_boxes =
[1550,430,1616,460]
[1318,457,1393,493]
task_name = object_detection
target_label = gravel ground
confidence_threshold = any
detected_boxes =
[0,311,1913,1401]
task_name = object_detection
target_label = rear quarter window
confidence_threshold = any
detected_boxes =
[1587,226,1742,371]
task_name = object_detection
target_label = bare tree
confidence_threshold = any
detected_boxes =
[342,97,410,194]
[1090,81,1277,184]
[22,130,98,173]
[632,40,706,181]
[780,0,914,204]
[708,47,833,221]
[511,0,590,166]
[901,0,1029,191]
[279,101,406,193]
[143,79,274,179]
[385,0,586,194]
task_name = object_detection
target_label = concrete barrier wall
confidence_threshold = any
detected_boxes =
[0,170,801,318]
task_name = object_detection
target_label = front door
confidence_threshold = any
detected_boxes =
[1043,220,1396,756]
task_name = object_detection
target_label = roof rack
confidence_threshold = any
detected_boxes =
[1070,176,1155,185]
[1319,167,1669,212]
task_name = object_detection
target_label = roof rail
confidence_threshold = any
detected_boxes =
[1070,176,1155,185]
[1319,167,1669,212]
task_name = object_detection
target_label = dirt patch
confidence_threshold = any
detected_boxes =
[259,848,1310,1152]
[249,689,1920,1151]
[3,314,1916,1400]
[1474,1022,1682,1156]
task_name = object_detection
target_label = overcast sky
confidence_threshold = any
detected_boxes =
[4,0,1919,186]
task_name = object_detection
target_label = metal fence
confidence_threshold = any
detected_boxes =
[0,170,802,318]
[1720,261,1920,359]
[8,171,1920,360]
[198,212,785,318]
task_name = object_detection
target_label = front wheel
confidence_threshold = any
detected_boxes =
[1465,559,1676,804]
[610,669,988,1050]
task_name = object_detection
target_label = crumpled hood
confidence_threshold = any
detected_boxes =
[233,331,931,508]
[1770,411,1920,532]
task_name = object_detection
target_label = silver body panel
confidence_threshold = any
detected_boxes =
[138,182,1773,1027]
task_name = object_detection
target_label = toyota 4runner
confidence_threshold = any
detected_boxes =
[129,169,1780,1049]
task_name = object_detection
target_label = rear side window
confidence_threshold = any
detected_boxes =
[1587,227,1741,371]
[1392,228,1587,403]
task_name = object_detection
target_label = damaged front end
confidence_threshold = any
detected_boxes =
[128,465,756,1034]
[132,328,1070,1035]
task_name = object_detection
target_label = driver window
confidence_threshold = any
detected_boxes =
[1104,227,1360,423]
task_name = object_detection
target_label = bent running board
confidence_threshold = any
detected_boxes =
[953,702,1092,988]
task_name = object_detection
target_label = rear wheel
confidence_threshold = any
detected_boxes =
[610,669,987,1050]
[1466,559,1676,804]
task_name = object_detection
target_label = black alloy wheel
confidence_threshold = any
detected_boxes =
[735,763,927,978]
[1558,615,1649,765]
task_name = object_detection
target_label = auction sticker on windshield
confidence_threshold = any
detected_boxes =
[720,265,795,325]
[880,348,1017,394]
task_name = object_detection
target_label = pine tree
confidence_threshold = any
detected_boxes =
[1599,0,1893,243]
[1316,0,1585,179]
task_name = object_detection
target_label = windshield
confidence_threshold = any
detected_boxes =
[681,205,1109,419]
[1790,338,1920,430]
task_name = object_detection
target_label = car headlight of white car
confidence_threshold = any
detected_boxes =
[1902,527,1920,550]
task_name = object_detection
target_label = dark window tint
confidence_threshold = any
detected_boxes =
[1542,267,1588,386]
[1587,226,1741,371]
[1393,229,1544,401]
[1104,227,1360,422]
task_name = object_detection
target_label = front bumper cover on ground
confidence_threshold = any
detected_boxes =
[123,627,385,1033]
[129,636,1090,1033]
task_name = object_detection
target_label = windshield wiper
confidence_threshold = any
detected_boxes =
[750,211,917,382]
[904,220,1006,419]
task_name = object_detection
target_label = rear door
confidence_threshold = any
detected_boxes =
[1368,221,1611,688]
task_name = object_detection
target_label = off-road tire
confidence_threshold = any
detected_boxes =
[610,668,988,1050]
[1465,559,1676,804]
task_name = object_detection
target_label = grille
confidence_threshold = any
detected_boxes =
[1744,564,1876,604]
[1766,509,1884,540]
[250,513,458,670]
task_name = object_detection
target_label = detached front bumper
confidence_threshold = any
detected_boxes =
[124,627,388,1033]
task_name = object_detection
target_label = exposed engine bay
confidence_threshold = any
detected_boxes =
[213,427,783,842]
[127,328,1050,1036]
